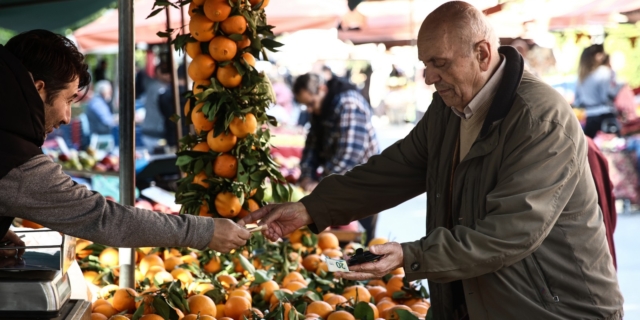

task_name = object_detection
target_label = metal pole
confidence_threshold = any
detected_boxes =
[118,0,136,289]
[166,7,183,148]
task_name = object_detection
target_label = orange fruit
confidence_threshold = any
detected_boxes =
[193,79,212,94]
[209,36,237,62]
[198,201,211,216]
[246,198,259,212]
[217,274,238,290]
[306,301,333,318]
[112,288,137,312]
[369,279,386,287]
[368,286,388,302]
[225,296,251,320]
[92,299,110,311]
[390,267,404,275]
[98,284,119,299]
[260,280,279,302]
[237,35,251,50]
[369,303,380,319]
[288,229,305,244]
[242,52,256,67]
[229,113,257,138]
[216,303,226,318]
[140,315,165,320]
[76,239,92,259]
[214,153,238,179]
[215,191,242,218]
[302,254,321,272]
[184,99,191,116]
[386,305,412,320]
[271,302,293,320]
[93,304,118,318]
[410,304,429,317]
[221,15,247,35]
[91,313,107,320]
[185,41,203,59]
[139,253,165,275]
[189,15,215,42]
[193,0,205,5]
[171,268,194,287]
[249,0,270,10]
[192,142,210,152]
[243,308,264,320]
[204,255,222,273]
[204,0,232,22]
[318,232,339,250]
[282,271,306,287]
[99,247,118,268]
[83,271,101,285]
[192,171,210,188]
[342,285,371,303]
[322,249,343,259]
[188,294,217,316]
[327,310,355,320]
[323,293,335,302]
[187,2,197,16]
[376,301,396,318]
[181,252,201,267]
[207,129,237,152]
[191,103,214,133]
[230,289,253,303]
[188,54,216,81]
[217,64,242,88]
[385,275,404,295]
[368,238,388,247]
[285,280,307,292]
[315,262,329,275]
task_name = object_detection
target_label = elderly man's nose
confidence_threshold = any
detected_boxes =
[424,68,440,85]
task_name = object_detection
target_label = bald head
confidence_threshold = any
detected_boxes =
[418,1,499,57]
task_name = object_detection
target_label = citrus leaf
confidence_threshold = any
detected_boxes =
[132,301,146,320]
[354,301,375,320]
[395,308,419,320]
[228,33,243,41]
[425,307,433,320]
[153,296,171,318]
[238,254,256,275]
[147,7,164,19]
[253,269,271,284]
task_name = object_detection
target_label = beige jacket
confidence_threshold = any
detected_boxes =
[301,46,623,320]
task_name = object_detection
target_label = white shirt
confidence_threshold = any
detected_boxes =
[451,55,506,119]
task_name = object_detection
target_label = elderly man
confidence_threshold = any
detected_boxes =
[241,2,623,319]
[85,80,116,135]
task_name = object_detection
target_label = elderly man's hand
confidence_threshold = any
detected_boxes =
[208,219,251,253]
[237,202,313,241]
[0,230,25,258]
[335,242,404,280]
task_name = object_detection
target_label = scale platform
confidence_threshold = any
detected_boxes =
[0,229,91,319]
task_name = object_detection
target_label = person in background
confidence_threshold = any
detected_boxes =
[0,29,249,259]
[574,44,622,138]
[242,2,622,318]
[293,73,379,241]
[85,80,116,135]
[158,64,188,148]
[93,58,107,83]
[141,63,171,151]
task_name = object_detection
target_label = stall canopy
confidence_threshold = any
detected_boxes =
[337,0,501,45]
[74,0,348,53]
[0,0,114,33]
[548,0,640,29]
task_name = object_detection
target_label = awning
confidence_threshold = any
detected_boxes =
[549,0,640,29]
[0,0,114,33]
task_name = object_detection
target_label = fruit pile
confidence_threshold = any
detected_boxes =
[49,149,119,172]
[79,229,431,320]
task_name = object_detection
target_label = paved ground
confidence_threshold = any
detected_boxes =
[372,123,640,318]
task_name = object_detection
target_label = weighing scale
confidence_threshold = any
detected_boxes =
[0,229,91,319]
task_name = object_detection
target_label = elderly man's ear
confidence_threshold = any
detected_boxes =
[476,41,492,72]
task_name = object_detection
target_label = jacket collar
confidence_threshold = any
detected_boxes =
[479,46,525,137]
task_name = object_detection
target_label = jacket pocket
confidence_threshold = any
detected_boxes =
[523,254,559,309]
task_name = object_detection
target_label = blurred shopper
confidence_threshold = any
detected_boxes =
[242,2,622,319]
[85,80,115,135]
[93,58,108,83]
[0,30,249,256]
[141,63,171,150]
[575,44,622,138]
[293,73,379,240]
[158,64,188,148]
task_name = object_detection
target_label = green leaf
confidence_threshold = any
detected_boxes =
[132,301,146,320]
[169,113,180,123]
[425,307,433,320]
[157,31,172,38]
[238,254,256,275]
[354,301,375,320]
[395,308,419,320]
[176,155,193,166]
[153,296,171,318]
[194,158,205,174]
[392,291,412,300]
[253,269,271,284]
[147,7,164,19]
[228,33,243,41]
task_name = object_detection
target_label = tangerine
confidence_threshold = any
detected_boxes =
[217,64,242,88]
[225,296,251,320]
[214,153,238,179]
[191,103,214,133]
[306,301,332,318]
[188,294,217,316]
[189,15,215,42]
[221,15,247,35]
[207,129,237,152]
[112,288,137,313]
[242,52,256,67]
[229,113,257,138]
[237,35,251,49]
[204,0,232,22]
[192,142,211,152]
[188,54,216,81]
[209,36,237,62]
[193,79,212,94]
[327,310,355,320]
[99,247,118,268]
[215,191,242,218]
[318,232,339,250]
[185,41,203,59]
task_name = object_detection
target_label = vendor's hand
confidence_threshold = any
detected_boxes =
[0,230,25,258]
[208,219,251,253]
[0,256,24,268]
[238,202,313,241]
[299,178,318,193]
[335,242,404,280]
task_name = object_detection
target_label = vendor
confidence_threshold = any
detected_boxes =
[0,29,249,257]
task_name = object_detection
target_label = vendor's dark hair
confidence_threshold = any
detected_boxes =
[5,29,90,104]
[293,73,324,95]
